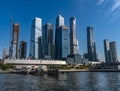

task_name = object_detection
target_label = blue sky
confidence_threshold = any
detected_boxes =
[0,0,120,61]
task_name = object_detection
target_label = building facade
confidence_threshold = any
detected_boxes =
[30,17,42,59]
[55,26,70,60]
[104,39,111,63]
[104,40,118,63]
[42,23,55,59]
[109,41,118,63]
[70,17,79,55]
[56,14,64,28]
[19,41,27,59]
[12,23,20,59]
[87,26,98,61]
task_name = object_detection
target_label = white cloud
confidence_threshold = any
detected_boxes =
[98,0,105,5]
[110,0,120,13]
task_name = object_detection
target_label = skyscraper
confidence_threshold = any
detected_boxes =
[70,17,79,55]
[104,39,110,63]
[30,17,42,59]
[55,25,70,60]
[87,26,98,61]
[56,14,64,28]
[42,23,55,59]
[12,23,20,59]
[19,41,27,59]
[109,41,118,63]
[38,36,42,59]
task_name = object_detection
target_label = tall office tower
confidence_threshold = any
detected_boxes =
[87,26,98,61]
[55,26,70,60]
[30,17,42,59]
[70,17,79,55]
[56,14,64,28]
[12,23,20,59]
[104,39,111,63]
[38,36,42,59]
[109,41,118,63]
[19,41,27,59]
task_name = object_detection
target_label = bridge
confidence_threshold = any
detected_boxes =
[4,59,66,65]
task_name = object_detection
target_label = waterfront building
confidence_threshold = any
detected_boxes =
[19,41,27,59]
[109,41,118,63]
[30,17,42,59]
[104,39,111,63]
[87,26,98,61]
[55,25,70,60]
[70,17,79,55]
[42,23,55,59]
[11,23,20,59]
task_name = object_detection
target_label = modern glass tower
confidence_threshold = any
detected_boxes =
[104,39,110,63]
[55,25,69,60]
[19,41,27,59]
[42,23,55,59]
[109,41,118,63]
[87,26,98,61]
[56,14,64,28]
[70,17,79,55]
[30,17,42,59]
[12,23,20,59]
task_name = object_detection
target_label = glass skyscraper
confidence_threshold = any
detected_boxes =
[104,40,118,63]
[55,26,69,60]
[42,23,55,59]
[30,17,42,59]
[55,15,70,60]
[12,23,20,59]
[104,39,110,63]
[87,26,98,61]
[70,17,79,55]
[56,14,64,28]
[19,41,27,59]
[109,41,118,63]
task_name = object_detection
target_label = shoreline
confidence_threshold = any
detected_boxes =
[1,69,120,74]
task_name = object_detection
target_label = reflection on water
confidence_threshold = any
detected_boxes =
[0,72,120,91]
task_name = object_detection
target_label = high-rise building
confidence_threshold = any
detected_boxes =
[104,40,118,63]
[109,41,118,63]
[87,26,98,61]
[55,25,70,60]
[70,17,79,55]
[56,14,64,28]
[12,23,20,59]
[38,36,42,59]
[104,39,110,63]
[30,17,42,59]
[42,23,55,59]
[19,41,27,59]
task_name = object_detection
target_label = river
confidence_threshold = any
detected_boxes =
[0,72,120,91]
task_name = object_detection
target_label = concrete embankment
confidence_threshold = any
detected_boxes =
[89,69,120,72]
[59,69,89,73]
[0,71,11,74]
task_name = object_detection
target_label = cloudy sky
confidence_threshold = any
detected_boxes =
[0,0,120,61]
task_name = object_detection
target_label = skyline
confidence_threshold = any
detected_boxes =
[0,0,120,61]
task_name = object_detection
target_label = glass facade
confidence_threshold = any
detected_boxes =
[30,17,42,59]
[19,41,27,59]
[55,26,70,59]
[42,23,55,59]
[70,17,79,55]
[87,26,98,61]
